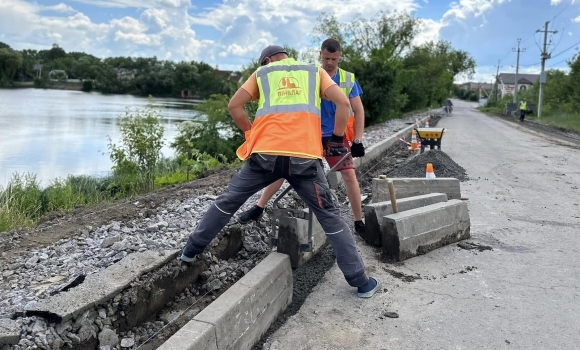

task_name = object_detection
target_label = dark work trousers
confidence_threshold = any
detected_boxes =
[520,109,526,121]
[184,153,369,288]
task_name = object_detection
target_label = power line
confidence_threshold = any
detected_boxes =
[548,55,577,68]
[550,40,580,60]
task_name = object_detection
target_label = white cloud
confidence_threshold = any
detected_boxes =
[442,0,511,23]
[0,0,210,61]
[39,3,76,13]
[189,0,420,61]
[551,0,562,4]
[70,0,190,9]
[574,16,580,23]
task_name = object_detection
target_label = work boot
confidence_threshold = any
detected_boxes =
[180,245,197,263]
[354,221,366,239]
[237,205,264,224]
[358,277,380,298]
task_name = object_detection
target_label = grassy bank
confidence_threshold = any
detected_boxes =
[525,112,580,133]
[0,156,236,234]
[478,105,580,134]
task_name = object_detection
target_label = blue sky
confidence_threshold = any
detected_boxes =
[1,0,579,82]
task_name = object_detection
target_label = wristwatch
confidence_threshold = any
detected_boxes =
[353,139,361,144]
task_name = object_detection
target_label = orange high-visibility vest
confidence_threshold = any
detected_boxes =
[236,58,322,160]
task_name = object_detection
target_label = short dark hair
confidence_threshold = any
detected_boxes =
[321,38,341,53]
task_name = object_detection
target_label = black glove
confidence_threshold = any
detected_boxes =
[351,142,365,158]
[325,134,348,157]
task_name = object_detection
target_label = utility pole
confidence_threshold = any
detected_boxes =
[537,21,558,118]
[512,39,526,104]
[493,60,502,102]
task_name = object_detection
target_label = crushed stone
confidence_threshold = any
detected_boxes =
[387,150,469,181]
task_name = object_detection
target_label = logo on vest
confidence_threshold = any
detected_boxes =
[277,77,302,97]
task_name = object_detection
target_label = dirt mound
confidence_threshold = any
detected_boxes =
[387,150,469,181]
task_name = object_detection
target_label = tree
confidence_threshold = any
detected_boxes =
[0,48,23,86]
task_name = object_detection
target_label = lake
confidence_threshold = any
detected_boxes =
[0,88,205,188]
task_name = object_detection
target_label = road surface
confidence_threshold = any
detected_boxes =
[263,100,580,350]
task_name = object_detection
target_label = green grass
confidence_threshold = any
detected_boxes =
[0,155,229,234]
[525,112,580,133]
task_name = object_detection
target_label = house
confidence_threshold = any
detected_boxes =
[48,69,68,81]
[460,82,494,92]
[498,73,540,98]
[114,68,139,81]
[217,70,244,84]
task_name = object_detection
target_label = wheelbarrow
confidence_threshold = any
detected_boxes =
[415,127,446,154]
[269,152,351,252]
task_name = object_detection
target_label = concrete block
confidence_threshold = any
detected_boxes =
[25,250,179,323]
[276,209,327,268]
[157,319,218,350]
[0,319,21,345]
[372,178,461,203]
[197,252,292,350]
[382,200,470,261]
[364,193,448,247]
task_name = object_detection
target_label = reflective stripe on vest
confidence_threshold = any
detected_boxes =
[255,64,320,117]
[338,68,355,96]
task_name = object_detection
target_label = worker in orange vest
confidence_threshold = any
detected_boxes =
[180,45,379,298]
[238,38,368,238]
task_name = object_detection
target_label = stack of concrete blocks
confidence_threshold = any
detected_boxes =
[274,208,327,268]
[365,178,470,261]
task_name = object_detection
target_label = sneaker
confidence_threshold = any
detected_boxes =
[180,246,197,263]
[357,277,380,298]
[237,205,264,224]
[354,221,366,239]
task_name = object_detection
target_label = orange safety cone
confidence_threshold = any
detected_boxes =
[408,129,420,151]
[426,163,436,178]
[425,118,430,128]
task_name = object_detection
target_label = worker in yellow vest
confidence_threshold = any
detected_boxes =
[519,99,527,122]
[238,38,368,238]
[180,45,379,298]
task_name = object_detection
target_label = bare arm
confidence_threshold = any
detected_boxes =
[227,88,253,132]
[323,84,350,137]
[350,95,365,141]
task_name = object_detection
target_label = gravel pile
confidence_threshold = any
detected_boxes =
[387,150,469,181]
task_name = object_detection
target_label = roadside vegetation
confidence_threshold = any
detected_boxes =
[474,54,580,133]
[0,11,476,234]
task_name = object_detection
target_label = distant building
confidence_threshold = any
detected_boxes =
[217,70,243,84]
[498,73,540,98]
[460,82,494,92]
[48,70,68,81]
[114,68,139,81]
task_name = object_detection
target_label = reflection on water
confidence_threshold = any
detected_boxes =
[0,88,205,187]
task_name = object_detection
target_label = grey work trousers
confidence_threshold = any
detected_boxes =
[184,153,369,287]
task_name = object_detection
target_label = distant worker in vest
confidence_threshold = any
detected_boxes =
[180,45,380,298]
[237,38,368,238]
[519,99,527,122]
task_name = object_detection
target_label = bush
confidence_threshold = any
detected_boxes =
[82,80,93,92]
[107,98,165,193]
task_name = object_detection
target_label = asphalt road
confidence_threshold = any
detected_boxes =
[264,100,580,350]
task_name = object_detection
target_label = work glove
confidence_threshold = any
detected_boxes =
[325,134,348,157]
[351,142,365,158]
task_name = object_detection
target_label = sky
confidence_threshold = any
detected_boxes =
[1,0,580,83]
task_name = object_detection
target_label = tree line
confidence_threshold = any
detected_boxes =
[0,42,237,98]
